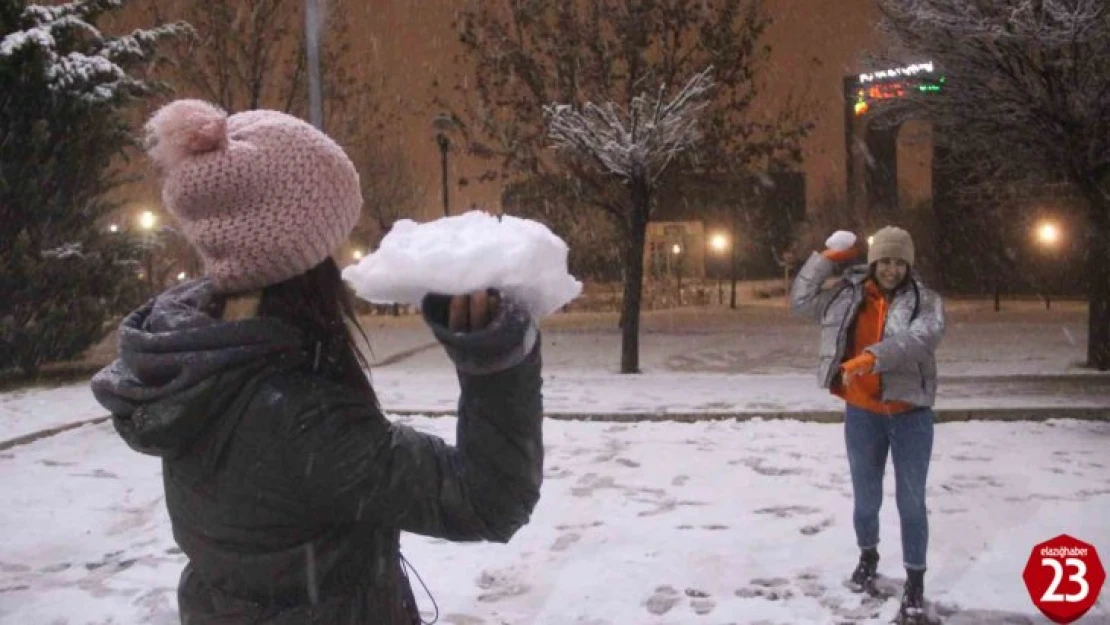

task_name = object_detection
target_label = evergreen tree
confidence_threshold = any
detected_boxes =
[0,0,186,376]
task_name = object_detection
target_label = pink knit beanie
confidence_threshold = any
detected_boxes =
[144,99,362,293]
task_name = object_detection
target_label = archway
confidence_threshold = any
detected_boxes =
[842,63,942,219]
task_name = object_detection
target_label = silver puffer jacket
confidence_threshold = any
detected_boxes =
[790,252,946,407]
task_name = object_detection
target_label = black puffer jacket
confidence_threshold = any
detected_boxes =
[91,280,544,624]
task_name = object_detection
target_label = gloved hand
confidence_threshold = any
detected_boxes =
[422,290,537,374]
[822,230,860,263]
[448,290,501,332]
[841,352,876,380]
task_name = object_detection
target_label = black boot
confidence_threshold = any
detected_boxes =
[848,547,880,593]
[898,568,926,624]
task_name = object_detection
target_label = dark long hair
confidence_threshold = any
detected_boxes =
[257,257,379,407]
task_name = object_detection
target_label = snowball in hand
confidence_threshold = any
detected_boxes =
[825,230,857,252]
[342,211,582,317]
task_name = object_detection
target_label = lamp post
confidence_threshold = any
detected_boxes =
[672,243,683,306]
[138,210,157,296]
[433,114,456,217]
[1035,220,1061,310]
[304,0,324,130]
[773,247,796,314]
[709,231,729,305]
[783,251,795,312]
[729,208,741,309]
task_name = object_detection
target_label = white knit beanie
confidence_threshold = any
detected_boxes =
[868,226,915,266]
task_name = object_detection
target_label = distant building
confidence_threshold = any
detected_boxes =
[504,170,806,283]
[652,171,807,280]
[844,64,1085,296]
[644,221,707,280]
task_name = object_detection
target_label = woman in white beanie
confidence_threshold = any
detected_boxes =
[92,100,544,624]
[790,226,945,625]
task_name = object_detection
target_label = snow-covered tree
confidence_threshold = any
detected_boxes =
[545,68,714,372]
[455,0,814,374]
[0,0,186,377]
[546,69,714,183]
[875,0,1110,370]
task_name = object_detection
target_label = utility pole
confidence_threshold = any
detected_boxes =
[305,0,324,130]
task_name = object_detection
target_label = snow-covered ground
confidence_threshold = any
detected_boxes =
[1,416,1107,624]
[11,301,1097,444]
[4,369,1108,447]
[78,299,1097,378]
[369,370,1110,415]
[2,302,1107,623]
[0,384,107,443]
[356,302,1097,377]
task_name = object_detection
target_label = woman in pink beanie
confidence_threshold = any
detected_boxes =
[92,99,545,624]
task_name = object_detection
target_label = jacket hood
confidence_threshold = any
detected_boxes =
[91,279,303,458]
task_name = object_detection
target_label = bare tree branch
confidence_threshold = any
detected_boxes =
[545,67,714,184]
[874,0,1110,368]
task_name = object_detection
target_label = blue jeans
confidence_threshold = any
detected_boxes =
[844,405,934,570]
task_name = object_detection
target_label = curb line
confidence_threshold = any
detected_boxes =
[0,416,112,452]
[391,407,1110,423]
[3,407,1106,454]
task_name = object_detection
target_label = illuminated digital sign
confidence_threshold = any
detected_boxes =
[852,62,944,116]
[858,62,935,84]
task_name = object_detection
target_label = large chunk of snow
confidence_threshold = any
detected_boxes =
[825,230,857,252]
[342,211,582,317]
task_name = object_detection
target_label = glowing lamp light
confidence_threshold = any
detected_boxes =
[1036,222,1060,247]
[672,244,682,255]
[108,224,119,233]
[138,210,156,231]
[177,271,188,281]
[352,249,364,260]
[709,233,729,253]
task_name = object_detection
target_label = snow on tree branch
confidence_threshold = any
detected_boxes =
[544,67,715,183]
[876,0,1110,185]
[1,1,188,104]
[41,242,85,260]
[882,0,1104,46]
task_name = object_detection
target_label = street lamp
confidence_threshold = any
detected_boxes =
[709,232,729,254]
[138,210,157,295]
[1036,221,1060,247]
[708,232,729,304]
[433,114,457,217]
[1034,220,1062,309]
[671,244,684,306]
[304,0,324,130]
